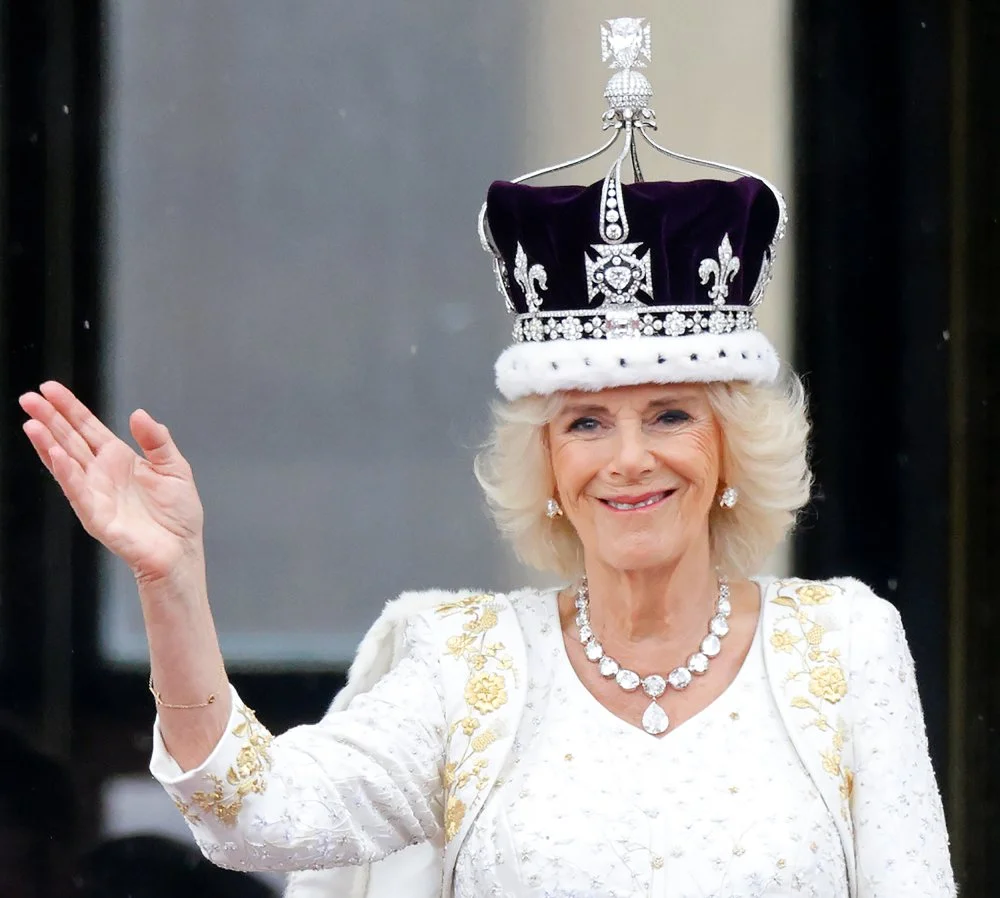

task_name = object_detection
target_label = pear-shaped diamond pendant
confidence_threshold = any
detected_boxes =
[641,701,670,735]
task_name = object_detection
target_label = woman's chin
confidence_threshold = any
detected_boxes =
[592,540,680,574]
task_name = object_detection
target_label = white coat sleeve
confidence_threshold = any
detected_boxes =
[149,611,446,873]
[848,590,956,896]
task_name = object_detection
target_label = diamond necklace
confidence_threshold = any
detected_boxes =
[574,576,732,735]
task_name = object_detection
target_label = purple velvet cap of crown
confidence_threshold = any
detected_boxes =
[484,175,786,400]
[486,175,780,318]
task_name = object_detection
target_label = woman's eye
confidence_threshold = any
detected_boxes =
[567,417,600,432]
[655,409,691,426]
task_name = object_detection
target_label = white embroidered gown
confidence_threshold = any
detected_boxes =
[452,592,850,897]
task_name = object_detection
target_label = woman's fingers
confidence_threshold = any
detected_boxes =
[38,381,116,452]
[23,421,93,523]
[18,392,98,471]
[47,445,92,526]
[21,419,58,476]
[19,387,103,470]
[130,409,189,473]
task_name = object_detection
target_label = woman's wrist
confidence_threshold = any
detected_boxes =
[134,548,209,611]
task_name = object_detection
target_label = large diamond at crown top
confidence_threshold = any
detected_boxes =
[602,17,651,70]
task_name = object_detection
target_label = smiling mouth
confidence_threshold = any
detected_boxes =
[600,491,674,512]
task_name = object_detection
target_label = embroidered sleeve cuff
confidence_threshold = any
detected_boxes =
[149,684,274,828]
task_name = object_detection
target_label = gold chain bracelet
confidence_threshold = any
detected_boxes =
[148,665,227,710]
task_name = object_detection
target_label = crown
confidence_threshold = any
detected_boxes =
[479,17,787,401]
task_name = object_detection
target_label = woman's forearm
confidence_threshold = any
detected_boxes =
[139,554,232,770]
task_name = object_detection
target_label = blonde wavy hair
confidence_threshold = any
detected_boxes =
[474,374,812,579]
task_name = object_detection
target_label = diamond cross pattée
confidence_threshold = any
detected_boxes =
[601,18,652,70]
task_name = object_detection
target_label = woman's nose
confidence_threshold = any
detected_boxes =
[610,425,654,478]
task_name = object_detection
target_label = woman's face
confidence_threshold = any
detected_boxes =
[547,383,723,573]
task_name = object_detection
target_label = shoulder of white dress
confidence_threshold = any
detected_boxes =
[334,589,490,710]
[820,576,901,627]
[385,585,549,612]
[348,586,548,669]
[761,576,903,639]
[766,575,894,610]
[386,587,488,617]
[503,585,560,604]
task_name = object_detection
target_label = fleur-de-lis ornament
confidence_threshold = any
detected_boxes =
[698,233,741,305]
[514,243,548,313]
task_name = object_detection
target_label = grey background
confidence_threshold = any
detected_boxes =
[101,1,531,667]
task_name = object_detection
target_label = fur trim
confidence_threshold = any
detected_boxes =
[330,589,483,712]
[495,329,780,400]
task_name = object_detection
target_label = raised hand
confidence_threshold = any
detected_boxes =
[19,381,206,585]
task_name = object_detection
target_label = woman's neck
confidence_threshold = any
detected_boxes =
[581,547,719,646]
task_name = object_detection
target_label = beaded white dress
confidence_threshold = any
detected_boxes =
[452,591,850,897]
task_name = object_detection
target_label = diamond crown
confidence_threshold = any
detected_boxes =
[479,17,788,349]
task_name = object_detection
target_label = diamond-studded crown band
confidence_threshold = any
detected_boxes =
[513,305,759,343]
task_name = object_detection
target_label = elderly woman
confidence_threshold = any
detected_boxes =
[19,20,953,898]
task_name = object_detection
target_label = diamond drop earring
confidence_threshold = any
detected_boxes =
[719,486,739,509]
[545,498,564,519]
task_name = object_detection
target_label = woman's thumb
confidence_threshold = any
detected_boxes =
[129,409,185,468]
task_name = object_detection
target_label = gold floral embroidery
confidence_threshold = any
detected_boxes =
[464,672,508,713]
[821,748,842,776]
[436,595,488,614]
[470,730,497,752]
[446,634,476,656]
[796,584,835,605]
[771,580,853,820]
[463,609,498,633]
[444,795,467,840]
[809,665,848,703]
[840,768,855,802]
[189,704,273,827]
[805,624,825,646]
[436,594,513,842]
[172,795,199,824]
[770,629,800,652]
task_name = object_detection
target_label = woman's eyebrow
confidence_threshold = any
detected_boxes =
[558,394,698,418]
[559,403,608,417]
[645,394,698,411]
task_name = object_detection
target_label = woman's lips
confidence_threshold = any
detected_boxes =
[598,490,674,512]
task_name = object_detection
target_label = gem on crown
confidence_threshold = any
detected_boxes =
[585,243,653,307]
[602,18,654,114]
[601,18,651,70]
